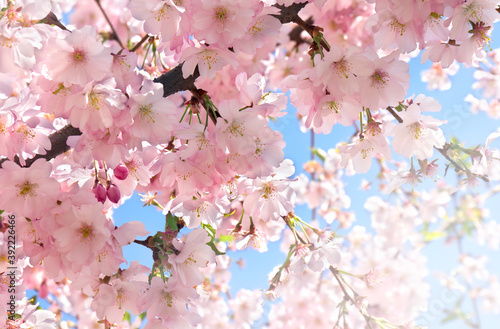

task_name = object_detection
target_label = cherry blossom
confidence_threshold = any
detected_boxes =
[0,1,500,328]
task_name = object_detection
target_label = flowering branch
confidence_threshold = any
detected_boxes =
[330,266,375,329]
[386,106,489,183]
[0,124,82,168]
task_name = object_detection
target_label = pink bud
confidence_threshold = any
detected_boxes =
[114,165,129,180]
[107,184,121,203]
[93,183,107,203]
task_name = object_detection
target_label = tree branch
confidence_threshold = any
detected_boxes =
[0,2,311,169]
[0,124,82,168]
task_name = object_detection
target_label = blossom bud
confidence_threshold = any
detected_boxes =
[92,183,107,203]
[107,184,121,203]
[114,165,129,180]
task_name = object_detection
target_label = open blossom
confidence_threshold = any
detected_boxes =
[447,0,500,42]
[229,289,264,325]
[129,0,185,42]
[142,276,200,323]
[53,203,112,266]
[168,228,215,286]
[308,94,361,134]
[191,0,254,47]
[232,6,282,54]
[67,78,128,133]
[0,24,43,69]
[181,44,238,79]
[421,41,459,68]
[45,26,112,86]
[390,102,446,159]
[126,80,177,147]
[339,122,392,174]
[0,159,60,219]
[358,50,410,110]
[242,160,296,222]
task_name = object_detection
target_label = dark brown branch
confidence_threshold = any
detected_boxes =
[272,3,308,24]
[154,64,200,98]
[40,12,69,31]
[386,106,403,123]
[0,125,82,168]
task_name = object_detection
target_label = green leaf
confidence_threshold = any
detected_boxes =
[202,222,226,255]
[165,212,178,232]
[123,311,131,323]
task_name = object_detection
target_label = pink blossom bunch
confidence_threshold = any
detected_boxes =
[1,0,500,328]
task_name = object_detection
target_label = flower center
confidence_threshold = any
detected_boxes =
[16,181,39,197]
[333,58,351,79]
[390,18,405,36]
[410,122,425,139]
[79,223,94,240]
[214,6,229,24]
[71,48,88,65]
[371,69,389,87]
[198,50,218,70]
[360,146,374,159]
[87,91,103,111]
[139,104,156,123]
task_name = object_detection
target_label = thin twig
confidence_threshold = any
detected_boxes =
[330,266,374,329]
[130,34,150,52]
[94,0,125,49]
[386,106,403,123]
[386,106,489,182]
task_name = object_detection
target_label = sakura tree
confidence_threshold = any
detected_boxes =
[1,0,500,328]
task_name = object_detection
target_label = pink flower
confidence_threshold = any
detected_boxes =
[358,50,410,111]
[242,160,296,222]
[390,103,446,159]
[191,0,254,47]
[129,0,185,42]
[232,5,282,54]
[53,203,112,266]
[0,159,60,219]
[45,26,112,87]
[67,78,128,133]
[181,44,238,79]
[0,24,43,69]
[421,62,459,91]
[339,122,392,174]
[308,94,361,134]
[168,228,215,286]
[447,0,500,42]
[142,276,198,321]
[126,80,177,147]
[421,41,459,69]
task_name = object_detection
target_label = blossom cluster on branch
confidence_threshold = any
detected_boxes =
[1,0,500,328]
